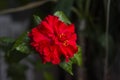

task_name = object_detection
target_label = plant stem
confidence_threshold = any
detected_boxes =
[0,0,55,15]
[104,0,111,80]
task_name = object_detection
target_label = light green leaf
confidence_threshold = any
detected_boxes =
[54,11,71,24]
[16,43,31,54]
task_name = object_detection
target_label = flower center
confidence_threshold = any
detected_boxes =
[63,40,69,46]
[59,33,65,39]
[58,33,69,46]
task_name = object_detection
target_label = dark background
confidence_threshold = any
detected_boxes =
[0,0,120,80]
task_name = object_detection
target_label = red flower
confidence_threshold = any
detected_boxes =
[29,15,78,64]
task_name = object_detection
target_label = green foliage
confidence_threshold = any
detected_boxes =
[33,11,83,75]
[54,11,71,24]
[0,37,29,63]
[71,46,82,66]
[3,15,41,64]
[11,32,28,50]
[0,0,118,79]
[0,37,14,51]
[59,46,82,75]
[11,31,32,54]
[0,32,32,63]
[16,42,31,54]
[54,11,82,75]
[5,50,28,63]
[60,60,73,75]
[0,11,83,76]
[54,0,74,16]
[33,15,41,25]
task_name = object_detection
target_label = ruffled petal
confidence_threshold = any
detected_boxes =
[29,15,78,64]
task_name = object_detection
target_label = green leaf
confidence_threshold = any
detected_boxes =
[0,37,14,43]
[53,0,74,16]
[54,11,71,24]
[12,32,28,49]
[16,42,31,54]
[0,37,14,51]
[71,46,83,66]
[5,50,28,63]
[33,15,41,25]
[0,37,29,63]
[59,61,73,75]
[59,46,82,75]
[11,31,31,54]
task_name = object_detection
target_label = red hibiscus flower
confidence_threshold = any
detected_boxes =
[29,15,78,64]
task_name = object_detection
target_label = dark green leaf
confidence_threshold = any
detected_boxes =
[11,31,32,54]
[0,37,14,43]
[12,32,28,50]
[5,50,28,63]
[0,37,29,63]
[54,11,71,24]
[0,37,14,51]
[33,15,41,25]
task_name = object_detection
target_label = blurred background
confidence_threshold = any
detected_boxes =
[0,0,120,80]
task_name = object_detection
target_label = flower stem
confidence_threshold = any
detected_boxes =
[104,0,111,80]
